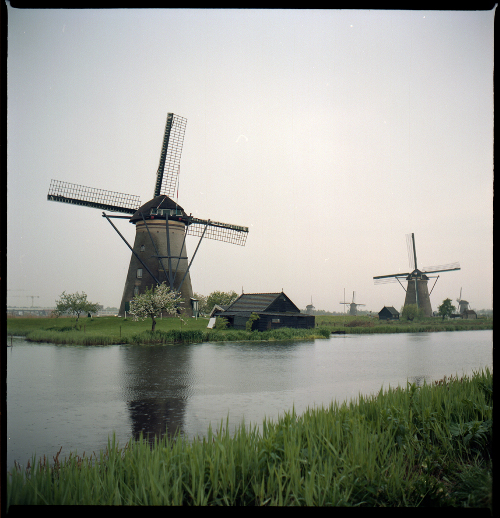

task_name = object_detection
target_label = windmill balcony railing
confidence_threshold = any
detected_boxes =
[150,208,184,217]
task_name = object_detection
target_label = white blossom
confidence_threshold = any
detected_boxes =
[128,282,184,331]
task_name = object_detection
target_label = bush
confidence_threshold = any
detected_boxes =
[246,312,260,331]
[214,317,229,330]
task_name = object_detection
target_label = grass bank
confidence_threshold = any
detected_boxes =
[6,316,330,345]
[6,315,492,346]
[6,368,492,508]
[316,314,493,334]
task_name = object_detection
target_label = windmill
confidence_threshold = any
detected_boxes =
[305,296,315,315]
[47,112,249,317]
[339,291,365,316]
[456,288,469,314]
[373,233,460,317]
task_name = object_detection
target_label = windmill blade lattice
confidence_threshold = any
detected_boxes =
[406,233,416,271]
[47,179,141,214]
[421,262,460,274]
[188,218,249,246]
[154,113,187,198]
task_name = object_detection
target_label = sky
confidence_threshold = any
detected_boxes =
[6,7,495,313]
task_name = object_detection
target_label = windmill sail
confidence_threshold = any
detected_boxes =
[188,218,249,246]
[47,180,140,214]
[421,263,461,274]
[153,113,187,198]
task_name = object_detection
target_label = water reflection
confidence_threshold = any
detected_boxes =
[120,345,193,441]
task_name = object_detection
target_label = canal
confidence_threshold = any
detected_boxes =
[6,330,492,471]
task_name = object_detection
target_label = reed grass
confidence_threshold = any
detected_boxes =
[6,368,492,508]
[17,324,332,346]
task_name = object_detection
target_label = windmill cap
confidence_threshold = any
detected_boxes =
[129,195,188,223]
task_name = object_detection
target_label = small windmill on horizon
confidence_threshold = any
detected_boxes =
[47,112,249,317]
[456,287,469,314]
[340,291,365,316]
[373,233,460,317]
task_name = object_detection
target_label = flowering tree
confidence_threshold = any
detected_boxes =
[54,291,100,328]
[128,282,184,332]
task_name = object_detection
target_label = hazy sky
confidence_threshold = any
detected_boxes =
[7,7,494,312]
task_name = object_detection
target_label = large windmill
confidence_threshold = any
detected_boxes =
[47,112,249,317]
[340,291,365,316]
[373,233,460,317]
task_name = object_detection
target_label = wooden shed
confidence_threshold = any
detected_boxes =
[378,306,400,320]
[462,309,477,320]
[213,292,315,331]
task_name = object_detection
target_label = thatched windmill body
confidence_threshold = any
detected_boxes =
[48,113,249,316]
[456,288,469,314]
[373,233,460,317]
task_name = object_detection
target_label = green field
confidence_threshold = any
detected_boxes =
[6,314,492,346]
[6,368,493,508]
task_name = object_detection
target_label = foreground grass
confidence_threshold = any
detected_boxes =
[6,369,492,508]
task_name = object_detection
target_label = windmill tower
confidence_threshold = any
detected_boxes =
[305,297,315,315]
[47,112,249,317]
[339,291,365,316]
[373,233,460,317]
[456,288,469,315]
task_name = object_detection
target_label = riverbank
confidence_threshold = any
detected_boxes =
[6,315,493,345]
[6,368,492,508]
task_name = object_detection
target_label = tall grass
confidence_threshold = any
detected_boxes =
[6,368,492,508]
[18,325,332,346]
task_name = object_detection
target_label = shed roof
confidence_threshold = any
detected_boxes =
[226,292,300,313]
[379,306,399,315]
[208,304,230,317]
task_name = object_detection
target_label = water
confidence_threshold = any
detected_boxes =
[6,330,492,471]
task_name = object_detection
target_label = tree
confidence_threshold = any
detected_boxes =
[54,291,100,327]
[438,298,456,320]
[205,290,239,313]
[129,282,184,332]
[400,304,425,321]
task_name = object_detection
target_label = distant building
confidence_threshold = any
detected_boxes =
[462,309,477,320]
[305,303,315,315]
[7,307,55,317]
[212,292,315,331]
[378,306,400,320]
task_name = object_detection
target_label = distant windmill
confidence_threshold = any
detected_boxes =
[373,233,460,317]
[456,288,469,314]
[339,291,365,316]
[48,112,249,317]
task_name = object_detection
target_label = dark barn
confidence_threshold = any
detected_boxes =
[378,306,400,320]
[213,292,315,331]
